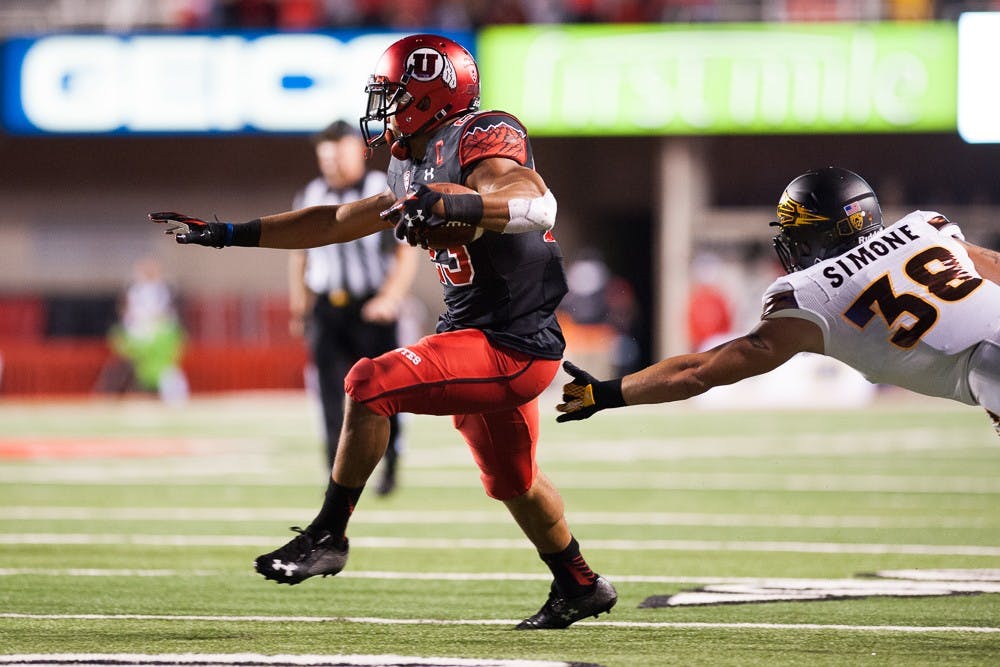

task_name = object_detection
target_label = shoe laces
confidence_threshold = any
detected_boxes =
[542,586,570,612]
[277,526,328,560]
[544,581,597,612]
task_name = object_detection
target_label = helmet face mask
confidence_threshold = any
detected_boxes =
[771,228,798,274]
[362,76,412,149]
[360,34,480,152]
[770,167,883,273]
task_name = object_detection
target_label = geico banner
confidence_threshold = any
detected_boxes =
[1,31,473,134]
[478,23,957,135]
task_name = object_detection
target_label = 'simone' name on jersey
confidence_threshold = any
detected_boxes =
[822,224,921,289]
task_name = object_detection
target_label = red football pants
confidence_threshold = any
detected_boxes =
[344,329,559,499]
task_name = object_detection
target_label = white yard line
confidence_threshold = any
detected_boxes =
[0,568,217,577]
[2,569,997,586]
[1,533,998,556]
[4,468,1000,493]
[406,472,1000,493]
[549,429,994,461]
[0,612,997,634]
[4,506,991,529]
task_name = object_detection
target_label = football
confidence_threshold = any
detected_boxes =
[421,182,484,250]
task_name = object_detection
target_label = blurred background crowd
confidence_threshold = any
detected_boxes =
[2,0,1000,33]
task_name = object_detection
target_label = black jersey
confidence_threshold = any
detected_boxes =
[387,111,567,359]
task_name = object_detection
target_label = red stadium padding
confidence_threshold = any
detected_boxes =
[0,339,307,396]
[0,340,110,395]
[179,295,297,344]
[0,297,46,340]
[180,344,308,393]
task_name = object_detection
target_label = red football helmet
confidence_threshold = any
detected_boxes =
[361,34,480,158]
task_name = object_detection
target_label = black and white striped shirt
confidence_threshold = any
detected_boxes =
[293,171,396,298]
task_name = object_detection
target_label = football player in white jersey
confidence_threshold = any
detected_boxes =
[556,167,1000,435]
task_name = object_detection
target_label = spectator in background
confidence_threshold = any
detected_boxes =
[686,252,733,351]
[561,249,642,376]
[288,120,419,494]
[96,256,189,404]
[52,0,984,31]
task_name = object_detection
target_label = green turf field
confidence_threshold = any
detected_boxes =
[1,391,998,666]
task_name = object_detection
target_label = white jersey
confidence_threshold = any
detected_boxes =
[761,211,1000,411]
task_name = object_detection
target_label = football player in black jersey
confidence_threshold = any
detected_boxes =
[151,34,616,629]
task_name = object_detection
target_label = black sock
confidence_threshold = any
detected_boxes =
[307,480,364,544]
[539,536,598,596]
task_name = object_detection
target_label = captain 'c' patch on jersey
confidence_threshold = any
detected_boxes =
[459,120,528,167]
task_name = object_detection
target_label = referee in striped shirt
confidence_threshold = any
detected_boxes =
[288,120,419,494]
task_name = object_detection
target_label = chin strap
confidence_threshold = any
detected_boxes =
[387,105,459,161]
[390,137,410,160]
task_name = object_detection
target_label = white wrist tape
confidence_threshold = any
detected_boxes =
[504,189,557,234]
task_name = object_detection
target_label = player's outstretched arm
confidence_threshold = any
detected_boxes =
[622,318,820,405]
[556,318,822,422]
[148,212,253,248]
[151,189,397,250]
[961,240,1000,285]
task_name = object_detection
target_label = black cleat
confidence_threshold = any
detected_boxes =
[254,526,348,585]
[515,576,617,630]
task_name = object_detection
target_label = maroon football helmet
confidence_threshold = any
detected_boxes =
[361,34,480,158]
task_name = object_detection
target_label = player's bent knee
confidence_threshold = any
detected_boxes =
[345,357,393,417]
[480,469,535,501]
[345,357,376,385]
[345,357,377,400]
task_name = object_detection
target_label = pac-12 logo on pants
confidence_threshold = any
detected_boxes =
[406,48,456,89]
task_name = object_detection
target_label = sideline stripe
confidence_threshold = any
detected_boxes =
[0,655,572,667]
[0,437,249,461]
[2,613,997,634]
[4,506,991,529]
[2,534,998,556]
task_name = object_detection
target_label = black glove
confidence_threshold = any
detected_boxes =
[149,212,261,248]
[555,360,626,423]
[380,185,446,248]
[149,211,228,247]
